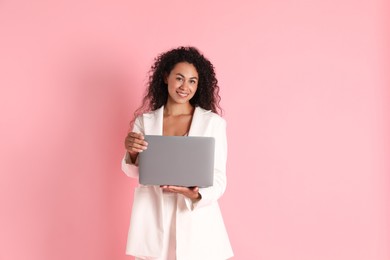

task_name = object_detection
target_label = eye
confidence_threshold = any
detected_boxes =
[176,77,183,82]
[190,79,197,84]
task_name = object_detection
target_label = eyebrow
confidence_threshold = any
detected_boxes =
[176,73,198,80]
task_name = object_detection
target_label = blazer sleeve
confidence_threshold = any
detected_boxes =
[185,117,228,210]
[121,116,144,178]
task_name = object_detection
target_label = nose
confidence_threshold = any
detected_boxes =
[179,80,190,90]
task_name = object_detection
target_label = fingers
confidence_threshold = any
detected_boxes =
[162,185,186,193]
[191,186,199,193]
[124,132,148,153]
[161,185,200,200]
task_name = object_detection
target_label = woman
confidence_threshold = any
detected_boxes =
[122,46,233,260]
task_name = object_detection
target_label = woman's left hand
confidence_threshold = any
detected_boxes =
[161,185,201,201]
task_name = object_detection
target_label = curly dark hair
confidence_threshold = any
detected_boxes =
[134,46,222,119]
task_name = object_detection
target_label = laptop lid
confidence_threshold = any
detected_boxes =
[138,135,215,187]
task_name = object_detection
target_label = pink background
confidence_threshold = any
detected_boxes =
[0,0,389,259]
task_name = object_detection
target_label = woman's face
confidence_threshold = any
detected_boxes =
[165,62,198,105]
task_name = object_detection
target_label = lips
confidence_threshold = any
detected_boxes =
[177,91,189,98]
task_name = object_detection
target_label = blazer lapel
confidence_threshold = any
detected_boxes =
[188,106,209,136]
[143,106,164,135]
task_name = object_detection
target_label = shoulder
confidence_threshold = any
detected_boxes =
[197,107,226,126]
[142,108,160,117]
[138,106,164,119]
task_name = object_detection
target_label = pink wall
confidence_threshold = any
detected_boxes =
[0,0,388,259]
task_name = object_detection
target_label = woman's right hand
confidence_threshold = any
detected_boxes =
[124,132,148,162]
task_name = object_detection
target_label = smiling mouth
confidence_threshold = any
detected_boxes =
[177,91,189,98]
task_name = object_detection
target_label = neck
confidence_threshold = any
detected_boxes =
[164,101,194,116]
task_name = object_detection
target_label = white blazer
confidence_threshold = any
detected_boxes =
[122,106,234,260]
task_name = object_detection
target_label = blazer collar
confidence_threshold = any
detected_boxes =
[142,106,210,136]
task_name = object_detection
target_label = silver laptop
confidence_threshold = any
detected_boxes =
[138,135,215,187]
